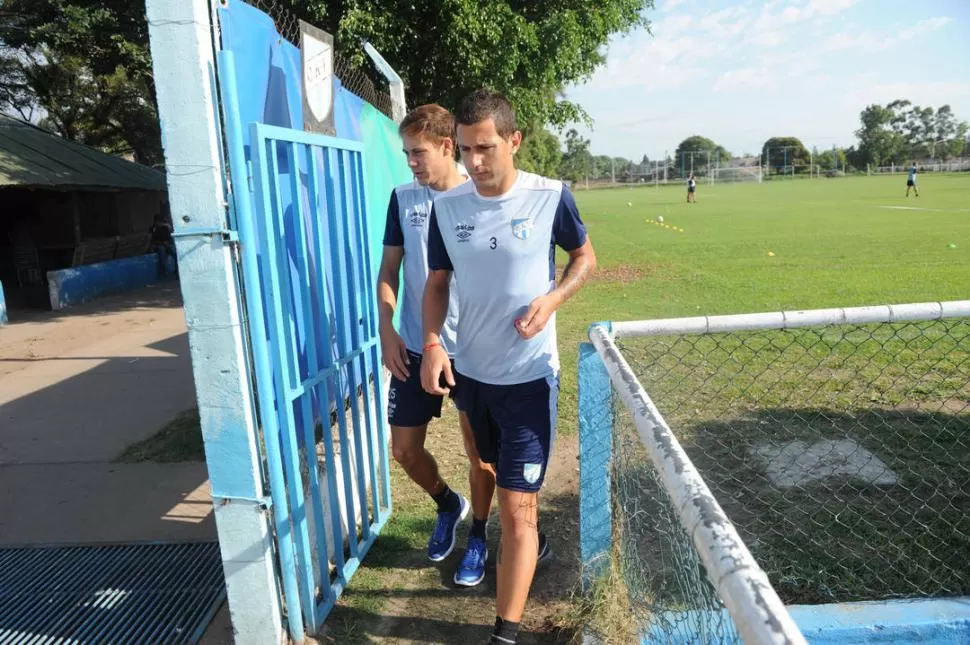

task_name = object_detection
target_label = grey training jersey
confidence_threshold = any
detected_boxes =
[383,182,458,355]
[428,171,587,385]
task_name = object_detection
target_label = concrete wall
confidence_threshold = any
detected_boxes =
[47,253,174,311]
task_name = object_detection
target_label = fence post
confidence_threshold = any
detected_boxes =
[579,326,614,587]
[145,2,284,643]
[363,41,407,123]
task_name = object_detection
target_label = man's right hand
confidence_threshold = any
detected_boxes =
[380,328,410,382]
[421,344,455,396]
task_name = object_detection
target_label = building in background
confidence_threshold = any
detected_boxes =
[0,115,168,311]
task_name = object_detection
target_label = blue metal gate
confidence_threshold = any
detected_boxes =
[217,53,392,640]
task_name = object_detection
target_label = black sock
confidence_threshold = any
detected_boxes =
[431,485,460,513]
[470,517,487,540]
[490,617,520,644]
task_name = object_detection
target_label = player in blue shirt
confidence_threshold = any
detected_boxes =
[378,104,486,568]
[422,89,597,645]
[906,162,919,197]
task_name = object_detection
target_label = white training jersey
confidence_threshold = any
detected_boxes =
[428,171,587,385]
[383,182,459,355]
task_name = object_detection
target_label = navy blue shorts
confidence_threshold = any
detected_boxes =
[454,371,559,493]
[387,351,458,427]
[907,179,916,187]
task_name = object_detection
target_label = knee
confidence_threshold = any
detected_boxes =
[499,498,538,540]
[391,440,421,467]
[469,457,495,480]
[502,513,538,543]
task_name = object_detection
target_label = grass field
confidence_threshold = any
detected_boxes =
[556,173,970,432]
[566,173,970,632]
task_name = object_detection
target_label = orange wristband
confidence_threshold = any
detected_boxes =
[423,342,441,352]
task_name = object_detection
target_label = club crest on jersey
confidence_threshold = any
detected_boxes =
[511,217,534,240]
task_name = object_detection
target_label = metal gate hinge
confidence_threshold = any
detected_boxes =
[173,227,239,243]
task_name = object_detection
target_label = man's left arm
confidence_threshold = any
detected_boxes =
[516,188,596,340]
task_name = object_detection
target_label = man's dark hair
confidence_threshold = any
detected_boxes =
[455,89,517,138]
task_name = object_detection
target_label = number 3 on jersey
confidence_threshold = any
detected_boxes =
[489,236,497,249]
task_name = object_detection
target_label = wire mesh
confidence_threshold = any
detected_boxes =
[610,396,742,643]
[615,318,970,606]
[242,0,395,119]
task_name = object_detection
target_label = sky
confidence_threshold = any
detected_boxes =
[564,0,970,160]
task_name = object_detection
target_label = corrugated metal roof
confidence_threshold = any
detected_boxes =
[0,115,167,191]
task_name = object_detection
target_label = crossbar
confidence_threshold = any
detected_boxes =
[612,300,970,338]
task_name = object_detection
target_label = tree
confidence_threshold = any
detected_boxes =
[592,155,613,180]
[932,105,969,161]
[558,128,593,183]
[673,135,730,173]
[761,137,810,174]
[815,148,847,171]
[853,104,906,168]
[319,0,652,129]
[1,1,653,167]
[517,128,563,178]
[0,0,162,165]
[853,100,968,166]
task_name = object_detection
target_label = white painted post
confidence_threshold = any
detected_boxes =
[363,41,407,123]
[145,2,284,643]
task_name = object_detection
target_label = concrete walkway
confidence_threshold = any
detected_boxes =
[0,282,213,545]
[0,282,232,642]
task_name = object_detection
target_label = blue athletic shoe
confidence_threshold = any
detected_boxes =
[454,535,488,587]
[427,494,469,561]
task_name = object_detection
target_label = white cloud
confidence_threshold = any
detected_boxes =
[662,0,689,13]
[696,6,747,31]
[713,67,774,92]
[824,16,952,52]
[842,80,970,109]
[565,1,969,159]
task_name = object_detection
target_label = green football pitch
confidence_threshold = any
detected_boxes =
[568,172,969,321]
[554,173,969,428]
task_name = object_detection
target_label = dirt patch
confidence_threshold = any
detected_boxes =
[751,438,899,489]
[556,262,671,284]
[590,264,642,284]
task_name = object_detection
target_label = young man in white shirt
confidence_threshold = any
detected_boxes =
[422,89,596,644]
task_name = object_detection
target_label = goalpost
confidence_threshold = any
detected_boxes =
[710,165,763,184]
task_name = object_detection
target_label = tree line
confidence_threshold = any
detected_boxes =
[663,101,969,177]
[0,0,652,168]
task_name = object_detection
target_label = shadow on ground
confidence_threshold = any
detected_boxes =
[2,279,182,326]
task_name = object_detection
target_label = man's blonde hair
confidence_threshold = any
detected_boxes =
[399,104,455,145]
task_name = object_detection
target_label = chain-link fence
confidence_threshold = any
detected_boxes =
[615,316,970,607]
[242,0,395,119]
[609,398,742,643]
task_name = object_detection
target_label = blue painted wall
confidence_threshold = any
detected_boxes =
[0,280,7,325]
[47,254,172,311]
